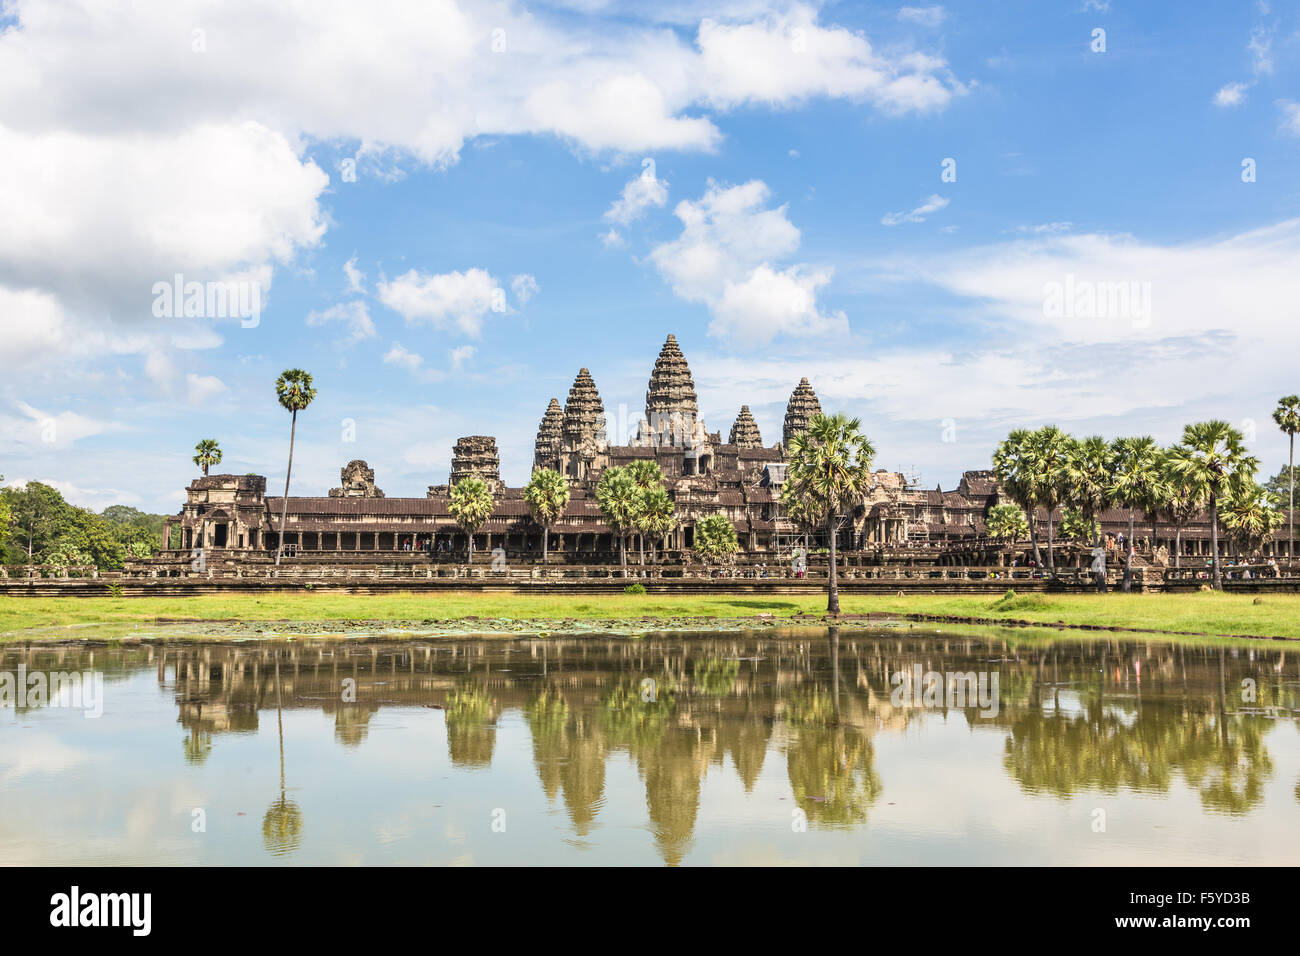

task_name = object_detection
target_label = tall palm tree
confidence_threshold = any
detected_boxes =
[634,485,675,564]
[625,459,666,565]
[1065,435,1115,548]
[595,466,638,575]
[273,369,317,565]
[1165,421,1259,589]
[523,468,569,564]
[993,429,1043,566]
[449,477,494,562]
[1157,448,1204,569]
[1111,436,1160,590]
[784,413,876,614]
[192,438,223,477]
[1024,425,1073,573]
[262,654,302,857]
[1273,395,1300,565]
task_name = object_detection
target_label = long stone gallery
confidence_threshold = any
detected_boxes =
[114,333,1279,585]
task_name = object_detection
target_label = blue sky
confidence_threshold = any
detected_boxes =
[2,0,1299,512]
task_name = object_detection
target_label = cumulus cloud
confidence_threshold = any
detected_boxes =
[306,300,376,344]
[881,193,949,226]
[185,373,228,406]
[382,342,444,382]
[604,161,669,225]
[1214,82,1247,107]
[1279,100,1300,136]
[510,273,540,305]
[697,8,963,113]
[376,268,504,336]
[343,256,366,293]
[649,179,844,346]
[449,345,476,370]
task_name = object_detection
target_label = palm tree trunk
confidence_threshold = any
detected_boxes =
[1122,506,1136,591]
[620,534,627,576]
[275,409,297,566]
[826,514,840,614]
[639,533,645,566]
[1174,525,1182,568]
[1210,494,1222,590]
[1045,504,1056,573]
[1289,435,1295,566]
[542,526,548,565]
[1026,511,1043,566]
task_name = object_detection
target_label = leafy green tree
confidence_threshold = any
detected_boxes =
[6,481,67,561]
[985,503,1029,554]
[1165,421,1260,589]
[784,413,876,614]
[1273,395,1300,563]
[635,485,676,564]
[1024,425,1073,573]
[192,438,223,476]
[1111,436,1163,589]
[1059,507,1095,543]
[449,477,494,562]
[1065,435,1115,547]
[625,459,666,565]
[992,428,1043,566]
[1157,448,1205,569]
[693,514,739,565]
[595,466,638,574]
[273,369,317,565]
[1220,481,1283,557]
[523,468,569,564]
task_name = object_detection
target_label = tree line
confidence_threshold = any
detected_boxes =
[991,397,1300,591]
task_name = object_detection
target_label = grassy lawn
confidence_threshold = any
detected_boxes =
[2,589,1299,640]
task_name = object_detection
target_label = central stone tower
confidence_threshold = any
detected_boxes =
[782,377,823,448]
[633,333,706,448]
[559,368,608,482]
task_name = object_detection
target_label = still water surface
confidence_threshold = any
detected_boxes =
[3,626,1298,866]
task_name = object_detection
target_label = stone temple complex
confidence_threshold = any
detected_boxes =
[139,333,1254,574]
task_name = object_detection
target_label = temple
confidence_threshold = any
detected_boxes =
[137,333,1286,576]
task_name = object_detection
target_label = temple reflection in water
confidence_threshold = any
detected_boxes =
[4,630,1296,866]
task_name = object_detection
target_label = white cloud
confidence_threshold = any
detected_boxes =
[449,345,476,370]
[1,402,122,447]
[510,273,540,305]
[711,265,847,347]
[600,228,625,248]
[1214,82,1247,107]
[697,8,963,113]
[343,256,366,293]
[306,300,376,344]
[881,193,949,226]
[1279,101,1300,137]
[376,268,504,336]
[382,342,444,383]
[649,179,844,347]
[185,373,228,406]
[897,6,946,28]
[604,163,669,224]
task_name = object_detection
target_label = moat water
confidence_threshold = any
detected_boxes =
[3,626,1299,866]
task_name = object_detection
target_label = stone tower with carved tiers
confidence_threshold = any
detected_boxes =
[533,397,563,472]
[448,436,503,494]
[560,368,608,482]
[782,378,822,448]
[728,406,763,449]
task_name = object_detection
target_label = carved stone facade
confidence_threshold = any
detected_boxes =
[329,459,384,498]
[448,436,503,494]
[142,331,1255,572]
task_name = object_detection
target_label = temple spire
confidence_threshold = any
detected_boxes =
[729,405,762,448]
[782,377,822,446]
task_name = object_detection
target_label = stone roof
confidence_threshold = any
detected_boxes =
[534,397,562,469]
[728,405,763,448]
